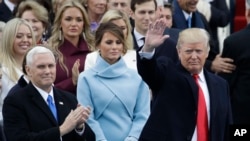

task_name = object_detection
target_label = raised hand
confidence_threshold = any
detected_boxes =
[142,18,169,52]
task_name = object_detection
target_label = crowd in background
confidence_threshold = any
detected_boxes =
[0,0,249,141]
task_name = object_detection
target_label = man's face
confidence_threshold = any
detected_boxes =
[177,0,198,14]
[162,6,173,28]
[131,1,156,35]
[108,0,131,16]
[178,42,208,74]
[26,53,56,92]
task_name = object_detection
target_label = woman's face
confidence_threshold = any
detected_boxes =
[111,18,128,39]
[98,32,123,64]
[87,0,107,15]
[60,7,84,40]
[13,24,33,57]
[21,10,45,42]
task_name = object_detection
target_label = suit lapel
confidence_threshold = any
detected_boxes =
[204,71,218,123]
[177,63,198,107]
[53,88,70,125]
[28,83,58,125]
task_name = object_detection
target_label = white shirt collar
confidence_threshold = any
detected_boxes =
[4,0,16,12]
[133,28,145,42]
[182,10,193,20]
[33,84,55,104]
[193,69,206,83]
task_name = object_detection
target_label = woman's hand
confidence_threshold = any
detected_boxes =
[72,59,80,85]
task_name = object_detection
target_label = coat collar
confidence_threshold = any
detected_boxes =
[92,54,127,78]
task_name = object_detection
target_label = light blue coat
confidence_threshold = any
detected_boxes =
[77,55,150,141]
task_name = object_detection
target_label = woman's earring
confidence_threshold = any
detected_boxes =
[59,29,62,41]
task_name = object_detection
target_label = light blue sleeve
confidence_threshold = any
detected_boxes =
[127,80,150,139]
[77,72,107,141]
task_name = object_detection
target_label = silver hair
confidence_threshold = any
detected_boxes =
[26,46,55,66]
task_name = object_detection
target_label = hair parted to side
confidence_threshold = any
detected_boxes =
[26,46,55,67]
[99,9,133,52]
[16,0,49,31]
[176,28,210,51]
[49,0,94,76]
[131,0,157,12]
[0,18,36,82]
[95,22,127,54]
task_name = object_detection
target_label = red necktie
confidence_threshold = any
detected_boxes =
[193,74,208,141]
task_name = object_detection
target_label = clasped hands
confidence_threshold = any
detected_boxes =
[60,104,91,136]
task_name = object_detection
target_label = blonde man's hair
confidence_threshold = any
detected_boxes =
[99,10,133,53]
[0,18,36,82]
[177,28,210,52]
[49,0,94,76]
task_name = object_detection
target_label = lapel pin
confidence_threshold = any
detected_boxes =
[59,101,64,105]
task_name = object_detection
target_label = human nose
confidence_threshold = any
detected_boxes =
[99,0,106,4]
[71,20,77,26]
[191,51,198,59]
[22,35,29,42]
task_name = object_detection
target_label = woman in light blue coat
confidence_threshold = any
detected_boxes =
[77,22,150,141]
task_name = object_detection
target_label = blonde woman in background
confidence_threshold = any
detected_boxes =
[49,0,94,95]
[0,21,5,45]
[81,0,107,31]
[16,0,50,44]
[0,18,36,120]
[85,9,137,70]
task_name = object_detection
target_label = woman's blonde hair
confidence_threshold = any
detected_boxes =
[99,10,134,53]
[49,0,94,76]
[16,0,49,32]
[0,18,36,82]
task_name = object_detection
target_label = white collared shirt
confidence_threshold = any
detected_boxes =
[182,10,193,21]
[4,0,16,12]
[133,28,145,48]
[33,85,55,105]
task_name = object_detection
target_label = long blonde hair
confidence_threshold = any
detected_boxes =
[49,0,94,76]
[0,18,36,82]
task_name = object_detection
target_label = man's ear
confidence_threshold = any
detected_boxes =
[131,12,135,20]
[25,65,31,77]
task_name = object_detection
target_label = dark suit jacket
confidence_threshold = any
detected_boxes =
[3,82,95,141]
[0,1,13,22]
[137,55,232,141]
[172,0,205,29]
[219,24,250,124]
[209,0,230,52]
[8,75,28,95]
